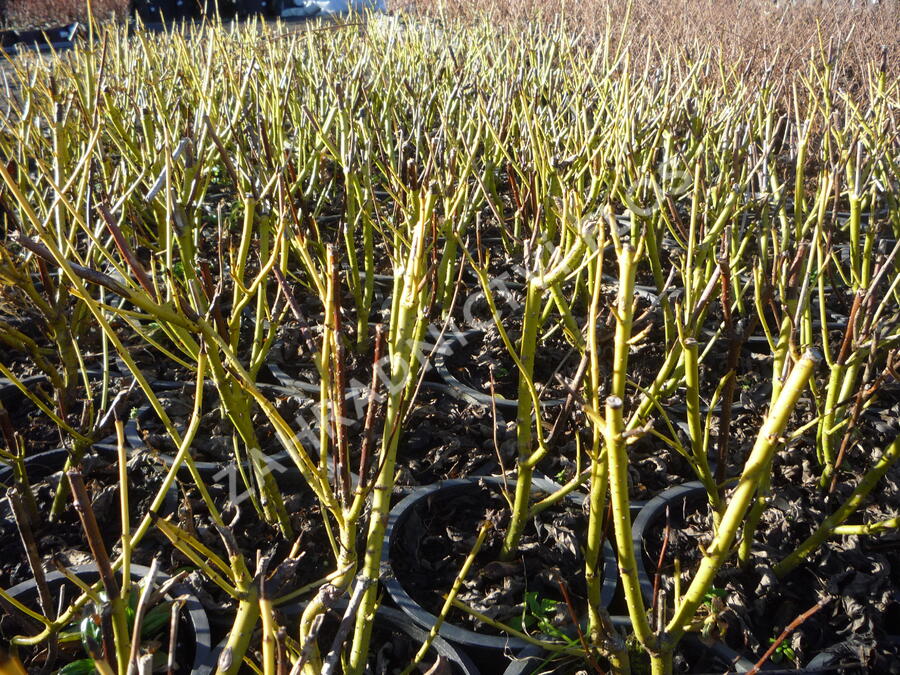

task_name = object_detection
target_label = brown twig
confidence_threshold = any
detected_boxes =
[165,598,186,675]
[8,487,57,670]
[13,233,131,297]
[358,324,384,489]
[747,597,830,675]
[546,352,590,449]
[8,488,52,617]
[487,365,508,484]
[67,470,120,600]
[272,265,319,358]
[275,628,289,675]
[651,508,671,621]
[557,579,603,674]
[327,246,351,506]
[98,204,156,299]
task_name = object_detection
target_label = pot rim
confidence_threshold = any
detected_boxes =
[433,330,567,411]
[2,563,212,674]
[631,481,757,672]
[382,475,618,652]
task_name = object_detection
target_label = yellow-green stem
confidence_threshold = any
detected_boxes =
[666,350,819,646]
[216,593,260,675]
[774,435,900,578]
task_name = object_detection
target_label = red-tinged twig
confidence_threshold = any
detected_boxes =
[36,256,54,303]
[203,114,254,201]
[861,237,900,308]
[198,260,228,341]
[715,254,736,489]
[665,195,689,243]
[67,471,120,600]
[557,579,604,674]
[827,293,870,494]
[358,324,384,489]
[546,352,590,449]
[836,291,863,366]
[747,598,830,675]
[275,628,289,675]
[272,265,320,358]
[688,265,723,328]
[97,204,156,299]
[651,508,671,620]
[327,246,351,506]
[488,366,508,486]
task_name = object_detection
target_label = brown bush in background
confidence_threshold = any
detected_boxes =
[395,0,899,86]
[2,0,896,98]
[6,0,899,74]
[4,0,129,28]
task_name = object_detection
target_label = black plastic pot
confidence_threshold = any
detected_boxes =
[375,604,481,675]
[0,447,179,532]
[2,564,213,674]
[0,446,68,487]
[273,598,480,674]
[632,486,846,673]
[267,316,448,397]
[124,390,302,489]
[0,370,129,452]
[266,359,321,395]
[632,481,755,672]
[434,330,568,411]
[0,30,19,48]
[632,482,712,607]
[383,475,618,659]
[502,615,632,675]
[235,0,282,16]
[503,624,800,675]
[0,374,49,402]
[700,313,849,356]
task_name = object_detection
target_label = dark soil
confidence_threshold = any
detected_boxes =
[270,321,382,393]
[443,324,581,401]
[0,373,127,456]
[640,435,900,672]
[130,383,303,464]
[391,479,591,637]
[397,386,502,486]
[507,636,755,675]
[168,473,333,642]
[0,450,174,589]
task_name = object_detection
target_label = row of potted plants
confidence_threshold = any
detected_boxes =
[0,9,898,674]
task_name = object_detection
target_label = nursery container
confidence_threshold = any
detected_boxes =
[631,481,754,671]
[124,402,301,488]
[0,447,179,529]
[434,330,568,411]
[283,600,481,674]
[1,564,213,674]
[383,475,618,662]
